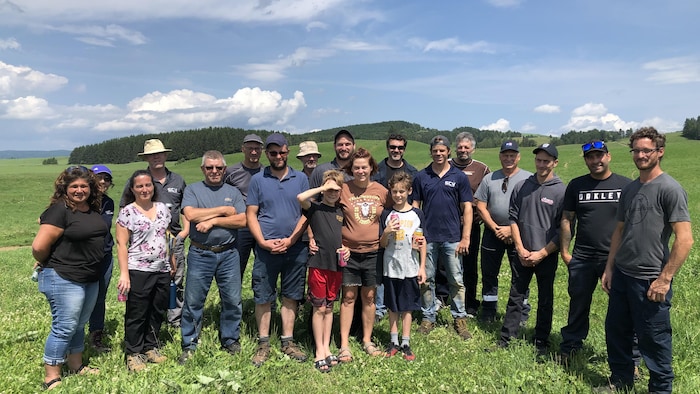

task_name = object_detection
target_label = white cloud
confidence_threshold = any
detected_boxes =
[481,118,511,132]
[48,24,146,46]
[0,37,20,49]
[418,37,493,54]
[238,46,337,82]
[534,104,560,114]
[521,122,536,132]
[305,21,327,31]
[0,96,54,119]
[0,61,68,99]
[128,90,216,113]
[329,39,389,52]
[562,103,638,132]
[571,102,607,117]
[643,56,700,84]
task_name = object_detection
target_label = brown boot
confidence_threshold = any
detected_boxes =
[454,317,472,340]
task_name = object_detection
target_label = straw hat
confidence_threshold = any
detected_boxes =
[296,141,321,158]
[138,139,172,156]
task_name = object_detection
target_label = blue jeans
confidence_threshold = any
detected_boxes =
[181,246,242,350]
[89,252,113,333]
[39,268,98,365]
[606,267,673,393]
[421,242,466,322]
[235,228,256,277]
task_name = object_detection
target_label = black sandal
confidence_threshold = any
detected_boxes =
[42,377,61,390]
[70,364,99,375]
[314,358,330,373]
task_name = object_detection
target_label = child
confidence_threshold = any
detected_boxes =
[379,172,426,361]
[296,170,348,372]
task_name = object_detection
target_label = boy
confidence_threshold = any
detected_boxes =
[379,172,427,361]
[296,170,348,372]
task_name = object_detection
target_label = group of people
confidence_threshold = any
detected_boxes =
[32,126,692,393]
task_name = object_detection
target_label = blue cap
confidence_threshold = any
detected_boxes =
[91,164,112,176]
[265,133,288,148]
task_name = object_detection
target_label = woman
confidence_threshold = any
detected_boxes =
[87,165,115,352]
[116,170,174,372]
[337,148,389,362]
[32,166,107,390]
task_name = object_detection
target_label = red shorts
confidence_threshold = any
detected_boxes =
[307,267,342,308]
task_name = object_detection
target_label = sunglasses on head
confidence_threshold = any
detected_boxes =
[581,141,606,153]
[66,165,90,173]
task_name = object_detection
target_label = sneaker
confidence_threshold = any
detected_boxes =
[401,344,415,361]
[126,354,147,372]
[281,339,307,362]
[418,320,434,335]
[252,341,271,367]
[454,317,472,340]
[385,343,400,358]
[145,348,167,363]
[178,349,194,365]
[88,330,110,353]
[222,340,241,356]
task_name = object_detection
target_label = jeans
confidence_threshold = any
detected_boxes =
[421,241,467,322]
[167,235,186,325]
[235,228,256,278]
[124,270,169,354]
[606,267,674,393]
[181,246,242,350]
[500,253,557,343]
[39,268,98,365]
[375,249,387,318]
[89,252,113,332]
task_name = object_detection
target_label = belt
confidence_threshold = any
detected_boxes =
[190,240,236,253]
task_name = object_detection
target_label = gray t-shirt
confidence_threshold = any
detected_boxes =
[614,173,690,280]
[182,181,246,246]
[224,162,261,201]
[474,168,532,226]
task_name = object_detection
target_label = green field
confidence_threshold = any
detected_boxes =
[0,134,697,392]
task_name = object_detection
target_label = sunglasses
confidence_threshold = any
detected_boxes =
[582,141,606,153]
[204,166,225,171]
[96,174,112,182]
[388,145,406,151]
[501,176,509,193]
[267,150,289,157]
[66,165,90,173]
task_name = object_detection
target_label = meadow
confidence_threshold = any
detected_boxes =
[0,134,697,393]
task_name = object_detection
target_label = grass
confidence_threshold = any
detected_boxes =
[0,134,698,393]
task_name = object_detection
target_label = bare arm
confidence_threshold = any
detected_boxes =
[32,224,64,264]
[457,201,473,256]
[560,210,575,265]
[297,184,334,210]
[178,215,190,239]
[183,206,237,223]
[115,223,131,295]
[647,221,694,301]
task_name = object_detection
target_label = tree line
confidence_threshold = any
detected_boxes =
[681,116,700,140]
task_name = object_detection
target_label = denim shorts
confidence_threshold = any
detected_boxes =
[252,242,308,304]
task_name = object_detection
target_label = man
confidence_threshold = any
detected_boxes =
[178,150,247,364]
[498,143,565,355]
[474,140,532,323]
[121,139,188,327]
[247,133,310,367]
[558,140,632,363]
[372,133,418,322]
[224,134,264,276]
[600,127,693,393]
[412,135,473,340]
[296,140,322,178]
[309,129,355,189]
[447,131,489,317]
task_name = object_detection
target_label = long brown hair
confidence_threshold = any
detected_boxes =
[50,166,102,212]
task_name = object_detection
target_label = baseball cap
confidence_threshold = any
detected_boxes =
[581,140,608,155]
[334,129,354,144]
[243,134,264,144]
[265,133,288,148]
[532,143,558,159]
[430,135,450,149]
[91,164,112,177]
[500,140,520,153]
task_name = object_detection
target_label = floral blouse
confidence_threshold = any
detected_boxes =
[117,202,171,273]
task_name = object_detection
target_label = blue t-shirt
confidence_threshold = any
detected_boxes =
[182,181,246,246]
[247,166,309,239]
[411,164,472,243]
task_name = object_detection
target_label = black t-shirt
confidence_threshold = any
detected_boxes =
[563,173,632,260]
[40,202,108,283]
[304,201,343,272]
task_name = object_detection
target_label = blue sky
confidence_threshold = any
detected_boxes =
[1,0,698,151]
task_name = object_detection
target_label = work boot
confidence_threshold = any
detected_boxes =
[454,317,472,340]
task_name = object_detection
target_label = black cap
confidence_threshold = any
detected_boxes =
[334,129,354,144]
[532,143,558,159]
[500,140,519,153]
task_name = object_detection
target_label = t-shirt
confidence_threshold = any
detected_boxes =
[224,162,261,201]
[117,202,171,273]
[614,173,690,280]
[340,181,389,253]
[474,168,532,226]
[563,173,632,260]
[40,202,108,283]
[182,181,246,246]
[449,158,490,194]
[411,164,472,243]
[379,207,425,279]
[247,166,309,239]
[304,201,343,272]
[509,175,566,251]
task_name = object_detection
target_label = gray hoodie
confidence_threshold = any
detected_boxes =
[509,174,566,251]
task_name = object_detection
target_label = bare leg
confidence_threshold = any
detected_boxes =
[280,297,298,338]
[322,307,334,359]
[256,302,272,338]
[401,311,413,340]
[360,286,376,344]
[312,306,326,361]
[388,310,399,337]
[339,286,358,349]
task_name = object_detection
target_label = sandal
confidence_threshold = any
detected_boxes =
[362,342,383,357]
[70,364,99,375]
[42,377,61,391]
[325,354,339,367]
[337,347,353,363]
[313,358,331,373]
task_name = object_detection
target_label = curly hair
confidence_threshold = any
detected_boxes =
[344,147,378,177]
[629,126,666,149]
[50,166,102,212]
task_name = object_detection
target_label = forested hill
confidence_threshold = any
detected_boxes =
[67,120,639,165]
[0,150,71,159]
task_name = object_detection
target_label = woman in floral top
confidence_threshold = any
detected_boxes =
[116,170,175,372]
